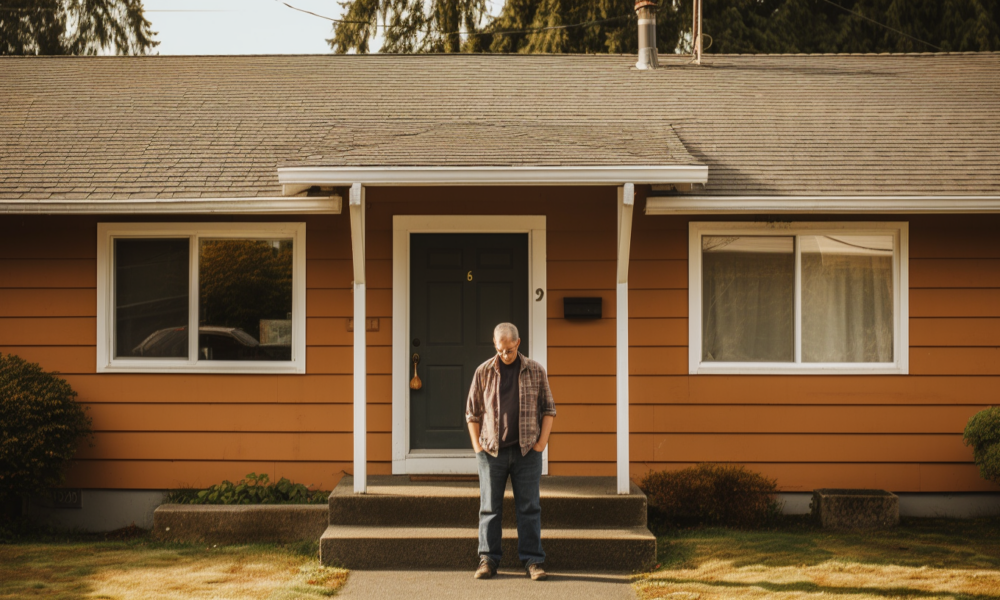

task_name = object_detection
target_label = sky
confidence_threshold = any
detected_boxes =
[144,0,366,55]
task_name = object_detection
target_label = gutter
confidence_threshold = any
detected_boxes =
[278,165,709,186]
[646,195,1000,214]
[0,196,342,215]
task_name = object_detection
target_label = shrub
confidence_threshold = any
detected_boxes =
[964,407,1000,485]
[638,463,780,531]
[165,472,327,505]
[0,354,93,507]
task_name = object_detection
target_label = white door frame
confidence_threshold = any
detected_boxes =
[392,215,548,475]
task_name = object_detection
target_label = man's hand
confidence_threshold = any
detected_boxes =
[532,415,554,453]
[468,421,483,453]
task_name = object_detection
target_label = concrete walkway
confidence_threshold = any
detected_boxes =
[337,569,638,599]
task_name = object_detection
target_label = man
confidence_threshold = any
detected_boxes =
[465,322,556,581]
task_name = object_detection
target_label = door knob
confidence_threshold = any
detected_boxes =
[410,353,422,390]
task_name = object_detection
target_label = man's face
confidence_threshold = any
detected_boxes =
[494,336,520,365]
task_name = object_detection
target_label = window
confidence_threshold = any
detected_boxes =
[689,222,908,374]
[97,223,306,373]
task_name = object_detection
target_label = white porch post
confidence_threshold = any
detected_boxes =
[616,183,635,495]
[350,183,367,493]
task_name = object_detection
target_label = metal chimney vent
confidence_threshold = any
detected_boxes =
[634,0,659,70]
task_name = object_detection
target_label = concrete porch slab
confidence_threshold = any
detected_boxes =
[331,475,648,528]
[321,525,656,570]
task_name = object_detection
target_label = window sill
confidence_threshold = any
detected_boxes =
[97,362,305,375]
[692,362,906,375]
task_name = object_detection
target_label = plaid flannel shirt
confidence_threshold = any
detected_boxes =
[465,352,557,457]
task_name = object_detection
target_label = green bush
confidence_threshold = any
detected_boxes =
[964,406,1000,485]
[638,463,780,531]
[0,354,93,506]
[165,472,327,505]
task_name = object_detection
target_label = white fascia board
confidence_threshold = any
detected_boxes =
[646,195,1000,214]
[0,196,342,215]
[278,165,709,186]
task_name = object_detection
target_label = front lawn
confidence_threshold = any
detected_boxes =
[0,530,346,599]
[636,517,1000,600]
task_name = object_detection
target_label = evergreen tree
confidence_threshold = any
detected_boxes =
[692,0,1000,54]
[327,0,1000,54]
[477,0,683,53]
[329,0,488,52]
[1,0,157,55]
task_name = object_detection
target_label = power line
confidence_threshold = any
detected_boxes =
[274,0,632,36]
[274,1,368,24]
[466,14,632,38]
[817,0,943,51]
[0,7,235,12]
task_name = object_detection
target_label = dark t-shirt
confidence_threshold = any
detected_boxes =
[498,356,521,449]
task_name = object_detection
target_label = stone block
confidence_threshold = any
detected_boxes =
[811,489,899,530]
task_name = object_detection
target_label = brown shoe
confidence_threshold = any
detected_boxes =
[526,563,548,581]
[474,557,496,579]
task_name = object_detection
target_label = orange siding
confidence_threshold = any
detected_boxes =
[3,206,999,493]
[618,212,1000,492]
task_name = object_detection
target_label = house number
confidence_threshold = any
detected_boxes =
[467,271,473,281]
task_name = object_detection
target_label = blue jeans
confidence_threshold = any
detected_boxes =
[476,446,545,568]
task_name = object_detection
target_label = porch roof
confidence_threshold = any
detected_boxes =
[1,53,999,204]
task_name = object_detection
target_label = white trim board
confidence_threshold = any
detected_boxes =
[687,221,909,376]
[615,184,634,495]
[3,197,341,214]
[279,165,708,186]
[349,185,368,493]
[647,195,1000,214]
[96,222,307,374]
[392,215,548,475]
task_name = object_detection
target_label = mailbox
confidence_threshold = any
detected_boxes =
[563,297,602,319]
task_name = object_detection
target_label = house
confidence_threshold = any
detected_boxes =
[2,42,999,532]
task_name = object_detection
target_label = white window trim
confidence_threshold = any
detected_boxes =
[97,222,307,374]
[688,221,909,375]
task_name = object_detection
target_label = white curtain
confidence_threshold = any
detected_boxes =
[801,235,894,363]
[702,236,794,362]
[701,234,894,364]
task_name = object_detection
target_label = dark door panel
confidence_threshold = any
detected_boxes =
[410,233,529,450]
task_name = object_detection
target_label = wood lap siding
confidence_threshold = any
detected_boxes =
[625,212,1000,492]
[2,205,998,493]
[0,214,366,490]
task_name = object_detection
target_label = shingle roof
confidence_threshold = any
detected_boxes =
[294,120,698,167]
[0,53,998,200]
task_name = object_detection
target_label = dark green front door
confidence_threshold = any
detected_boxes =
[409,233,529,450]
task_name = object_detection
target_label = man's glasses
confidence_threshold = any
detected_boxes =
[496,345,518,358]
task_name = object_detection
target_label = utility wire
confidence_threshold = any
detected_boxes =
[275,0,632,36]
[816,0,943,51]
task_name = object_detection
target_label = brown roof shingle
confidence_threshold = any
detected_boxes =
[0,52,998,200]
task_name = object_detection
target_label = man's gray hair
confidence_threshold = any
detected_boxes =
[493,322,519,342]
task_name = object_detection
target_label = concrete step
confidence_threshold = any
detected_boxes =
[319,524,656,571]
[330,475,648,529]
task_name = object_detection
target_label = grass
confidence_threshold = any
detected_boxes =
[0,527,347,599]
[635,517,1000,600]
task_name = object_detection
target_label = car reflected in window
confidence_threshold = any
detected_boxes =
[131,325,291,361]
